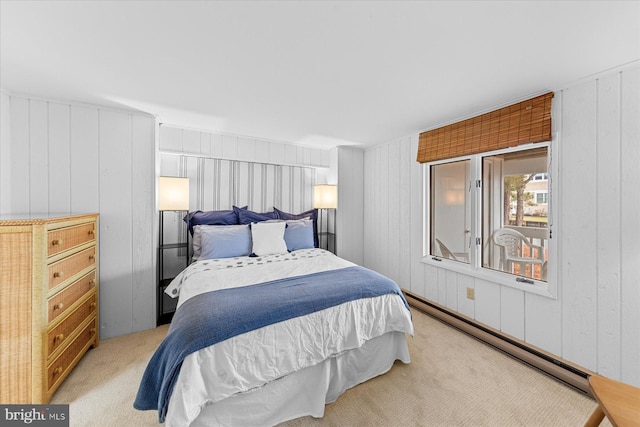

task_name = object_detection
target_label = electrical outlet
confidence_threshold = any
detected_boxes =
[466,287,475,300]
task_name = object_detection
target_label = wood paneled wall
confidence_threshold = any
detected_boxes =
[0,95,157,339]
[336,147,364,265]
[159,124,330,169]
[158,124,321,240]
[0,91,11,214]
[160,154,316,215]
[363,64,640,387]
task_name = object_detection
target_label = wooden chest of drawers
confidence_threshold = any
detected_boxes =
[0,213,99,404]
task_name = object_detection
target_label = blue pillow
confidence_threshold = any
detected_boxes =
[284,220,315,251]
[184,208,245,235]
[274,207,319,248]
[199,225,252,259]
[235,206,278,224]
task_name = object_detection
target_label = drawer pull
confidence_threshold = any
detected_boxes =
[90,328,97,335]
[89,279,96,286]
[53,302,64,310]
[51,239,63,246]
[53,272,63,278]
[90,302,97,310]
[88,255,95,261]
[54,333,65,342]
[88,229,95,235]
[53,367,63,376]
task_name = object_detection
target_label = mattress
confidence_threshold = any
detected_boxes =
[137,248,413,426]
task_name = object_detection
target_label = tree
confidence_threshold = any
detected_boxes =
[504,175,535,226]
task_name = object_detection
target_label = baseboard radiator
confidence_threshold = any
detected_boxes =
[403,289,593,396]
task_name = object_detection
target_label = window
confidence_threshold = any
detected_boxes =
[536,192,548,204]
[418,92,554,296]
[430,160,470,264]
[481,147,548,281]
[427,144,549,285]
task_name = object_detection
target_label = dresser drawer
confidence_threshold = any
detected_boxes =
[0,213,99,404]
[48,247,96,290]
[48,222,96,257]
[47,317,97,392]
[47,293,97,357]
[48,271,97,323]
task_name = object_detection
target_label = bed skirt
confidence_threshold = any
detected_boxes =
[167,331,410,427]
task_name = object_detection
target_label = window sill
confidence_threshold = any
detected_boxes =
[420,256,556,299]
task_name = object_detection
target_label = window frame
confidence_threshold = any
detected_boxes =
[421,141,557,299]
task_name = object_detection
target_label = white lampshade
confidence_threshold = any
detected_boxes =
[313,184,337,209]
[158,176,189,211]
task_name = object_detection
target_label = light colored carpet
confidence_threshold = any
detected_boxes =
[51,308,607,427]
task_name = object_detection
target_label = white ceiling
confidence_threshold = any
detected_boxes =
[1,1,638,149]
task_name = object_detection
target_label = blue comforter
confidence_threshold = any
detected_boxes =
[133,265,409,422]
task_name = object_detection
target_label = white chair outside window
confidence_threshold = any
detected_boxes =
[436,238,469,263]
[492,228,543,277]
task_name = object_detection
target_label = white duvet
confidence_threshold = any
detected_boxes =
[164,249,414,426]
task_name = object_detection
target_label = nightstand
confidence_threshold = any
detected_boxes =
[157,211,189,325]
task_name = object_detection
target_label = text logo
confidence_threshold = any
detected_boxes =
[1,405,69,426]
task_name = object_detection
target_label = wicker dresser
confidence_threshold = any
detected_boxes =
[0,213,99,404]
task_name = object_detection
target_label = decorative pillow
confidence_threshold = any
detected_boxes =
[192,225,231,260]
[284,219,315,251]
[235,206,278,225]
[198,224,252,260]
[250,221,287,256]
[274,207,319,248]
[184,208,245,236]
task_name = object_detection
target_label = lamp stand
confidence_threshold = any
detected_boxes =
[318,208,336,254]
[157,210,189,325]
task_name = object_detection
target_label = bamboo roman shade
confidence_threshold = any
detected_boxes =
[417,92,554,163]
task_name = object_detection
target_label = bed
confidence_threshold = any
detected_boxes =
[134,208,414,426]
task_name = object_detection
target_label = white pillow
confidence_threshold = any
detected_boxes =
[250,221,287,256]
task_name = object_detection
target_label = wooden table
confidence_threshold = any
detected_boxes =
[585,375,640,427]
